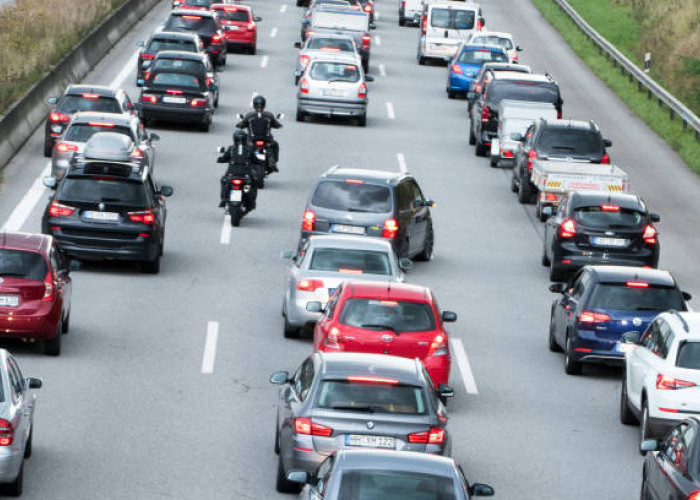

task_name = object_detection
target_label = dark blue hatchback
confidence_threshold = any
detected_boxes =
[547,265,691,375]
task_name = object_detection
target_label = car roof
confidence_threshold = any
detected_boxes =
[69,111,134,126]
[429,1,479,10]
[461,43,506,53]
[212,3,252,10]
[84,133,135,161]
[319,352,423,385]
[660,312,700,339]
[569,191,643,210]
[307,234,394,252]
[322,167,404,185]
[492,71,552,82]
[171,8,216,17]
[151,31,199,41]
[482,62,530,73]
[0,232,51,254]
[586,266,676,286]
[154,50,207,61]
[337,449,456,474]
[308,52,360,64]
[344,281,431,301]
[65,85,118,97]
[472,31,513,40]
[540,118,597,131]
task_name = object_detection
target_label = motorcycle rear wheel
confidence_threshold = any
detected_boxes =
[230,205,243,227]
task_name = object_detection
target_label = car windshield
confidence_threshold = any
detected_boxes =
[338,470,457,500]
[588,283,684,311]
[58,95,121,114]
[430,8,475,29]
[150,72,202,88]
[0,250,48,281]
[538,129,603,156]
[574,206,645,229]
[307,37,355,52]
[309,62,360,82]
[217,9,249,21]
[309,248,391,275]
[311,181,391,213]
[165,15,217,32]
[339,299,436,332]
[152,59,204,74]
[316,380,428,414]
[147,39,197,53]
[489,81,558,106]
[472,36,513,50]
[64,124,132,143]
[677,342,700,370]
[458,49,507,64]
[58,178,148,206]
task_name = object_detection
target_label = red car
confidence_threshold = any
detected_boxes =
[212,4,260,54]
[311,282,456,386]
[0,232,72,356]
[174,0,213,10]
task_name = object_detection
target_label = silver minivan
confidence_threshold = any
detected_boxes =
[417,1,484,64]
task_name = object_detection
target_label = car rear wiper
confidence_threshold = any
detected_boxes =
[607,224,634,229]
[330,403,374,412]
[360,324,398,334]
[347,207,373,213]
[100,197,126,202]
[328,78,351,84]
[635,307,661,311]
[550,146,576,151]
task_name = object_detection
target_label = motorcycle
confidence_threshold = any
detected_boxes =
[236,112,284,184]
[217,147,255,227]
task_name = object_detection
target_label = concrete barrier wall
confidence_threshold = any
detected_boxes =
[0,0,161,169]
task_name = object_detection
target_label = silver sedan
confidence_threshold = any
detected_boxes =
[293,34,361,84]
[281,234,409,338]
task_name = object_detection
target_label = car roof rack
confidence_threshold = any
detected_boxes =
[669,310,690,333]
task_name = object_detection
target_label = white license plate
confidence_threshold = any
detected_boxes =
[346,434,395,449]
[334,224,365,235]
[322,89,345,97]
[84,211,119,221]
[163,96,186,104]
[592,237,628,247]
[0,295,19,307]
[227,25,238,30]
[229,190,242,202]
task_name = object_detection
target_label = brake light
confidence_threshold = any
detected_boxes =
[687,491,700,500]
[421,16,427,34]
[166,89,183,95]
[49,111,69,123]
[363,3,372,12]
[502,150,514,158]
[131,148,143,159]
[88,121,115,128]
[55,142,79,153]
[347,376,399,385]
[344,179,364,184]
[306,30,316,37]
[578,311,611,324]
[481,106,490,122]
[656,374,696,391]
[254,140,265,147]
[294,418,333,437]
[402,0,405,8]
[212,34,223,44]
[526,149,537,172]
[231,179,244,186]
[476,17,482,31]
[362,34,371,50]
[358,82,367,99]
[408,427,445,444]
[300,77,309,94]
[296,279,323,291]
[49,201,75,217]
[205,77,211,86]
[601,153,610,164]
[141,53,155,60]
[42,271,55,301]
[545,193,558,202]
[128,209,156,224]
[557,110,562,119]
[559,218,575,238]
[302,210,316,231]
[82,93,99,99]
[428,334,448,356]
[182,15,202,19]
[141,94,157,104]
[338,268,362,274]
[626,282,650,288]
[190,98,208,107]
[601,205,619,212]
[643,225,657,244]
[300,55,310,68]
[450,63,463,75]
[247,22,256,30]
[0,420,14,447]
[381,218,398,239]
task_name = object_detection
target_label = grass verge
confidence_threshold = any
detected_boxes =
[530,0,700,174]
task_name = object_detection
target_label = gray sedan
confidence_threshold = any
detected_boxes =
[281,235,409,338]
[294,34,361,84]
[270,352,454,493]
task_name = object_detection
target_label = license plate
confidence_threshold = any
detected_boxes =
[229,190,242,202]
[84,211,119,221]
[592,237,628,247]
[227,25,238,30]
[322,89,345,97]
[333,224,365,235]
[618,343,636,353]
[163,96,186,104]
[345,434,395,449]
[0,295,19,307]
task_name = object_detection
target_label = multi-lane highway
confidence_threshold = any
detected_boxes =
[1,0,699,497]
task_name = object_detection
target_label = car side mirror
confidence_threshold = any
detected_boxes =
[236,113,244,120]
[649,213,660,223]
[365,75,375,82]
[149,133,160,142]
[516,45,523,51]
[42,177,58,190]
[136,79,145,87]
[510,132,524,142]
[441,311,457,323]
[277,113,285,120]
[467,91,476,99]
[470,483,495,497]
[306,301,323,313]
[286,471,309,484]
[294,70,303,78]
[270,370,290,385]
[159,186,174,197]
[622,331,641,344]
[254,16,262,21]
[45,97,58,105]
[217,146,226,153]
[549,283,565,294]
[294,41,302,49]
[423,199,436,208]
[26,378,43,390]
[280,250,295,259]
[438,383,454,400]
[398,258,413,271]
[683,291,693,301]
[541,206,553,218]
[603,139,613,147]
[640,439,659,453]
[369,23,377,30]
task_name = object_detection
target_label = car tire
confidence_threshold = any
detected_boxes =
[418,55,426,65]
[510,170,518,193]
[1,462,23,497]
[214,95,219,108]
[357,114,367,127]
[399,17,405,26]
[43,137,53,158]
[474,138,488,157]
[541,241,551,267]
[489,155,498,168]
[396,237,410,260]
[200,116,211,132]
[274,416,281,455]
[283,313,300,339]
[447,90,456,99]
[61,311,70,334]
[415,222,434,261]
[640,400,651,454]
[620,374,638,425]
[141,255,161,274]
[296,108,306,122]
[564,335,583,375]
[24,429,32,459]
[43,324,61,356]
[517,173,533,204]
[249,45,257,55]
[548,315,562,352]
[469,122,476,145]
[640,474,650,500]
[276,454,300,493]
[362,60,369,73]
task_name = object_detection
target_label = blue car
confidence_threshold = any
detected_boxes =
[548,266,692,375]
[446,44,508,99]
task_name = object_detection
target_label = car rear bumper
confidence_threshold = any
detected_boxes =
[285,295,323,328]
[554,247,659,271]
[448,74,474,92]
[568,335,626,365]
[50,230,159,262]
[224,32,255,45]
[297,97,367,117]
[140,104,210,123]
[0,304,61,339]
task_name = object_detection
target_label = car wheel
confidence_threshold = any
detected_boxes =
[548,315,562,352]
[468,122,476,145]
[620,374,638,425]
[141,254,161,274]
[357,114,367,127]
[61,311,70,334]
[200,117,211,132]
[415,222,434,261]
[1,462,23,497]
[489,154,498,167]
[274,416,281,454]
[510,170,518,192]
[474,138,487,157]
[362,60,369,73]
[214,95,219,108]
[249,45,257,55]
[447,90,456,99]
[399,17,405,26]
[640,474,650,500]
[418,55,426,65]
[541,241,551,267]
[283,313,300,339]
[43,137,53,158]
[296,108,306,122]
[43,324,61,356]
[276,454,300,493]
[517,173,533,204]
[549,260,562,282]
[564,335,583,375]
[640,400,651,454]
[24,429,32,458]
[396,237,410,259]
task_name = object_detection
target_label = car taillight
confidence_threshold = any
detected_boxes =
[408,427,445,444]
[502,150,514,158]
[231,178,244,187]
[300,55,310,68]
[297,279,324,291]
[325,326,343,349]
[49,111,69,123]
[643,224,657,244]
[626,281,650,288]
[481,106,490,122]
[450,63,463,75]
[557,110,562,119]
[141,53,155,60]
[212,34,223,44]
[428,334,448,356]
[578,311,611,325]
[254,140,265,147]
[131,148,143,159]
[49,201,75,217]
[559,218,575,238]
[382,218,398,239]
[300,77,309,94]
[362,34,371,50]
[476,17,482,30]
[0,419,14,447]
[295,418,333,437]
[205,77,211,86]
[128,209,156,224]
[656,374,696,391]
[141,94,157,104]
[306,30,316,37]
[358,83,367,99]
[302,210,316,231]
[247,21,255,30]
[363,3,372,12]
[687,491,700,500]
[526,149,537,172]
[82,93,99,99]
[600,153,610,164]
[55,142,78,153]
[402,0,405,7]
[42,271,55,301]
[421,16,427,34]
[190,98,208,107]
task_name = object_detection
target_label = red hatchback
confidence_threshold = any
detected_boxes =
[0,232,72,356]
[212,4,260,54]
[311,282,456,386]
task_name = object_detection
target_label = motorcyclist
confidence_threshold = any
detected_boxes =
[218,129,258,211]
[235,95,282,171]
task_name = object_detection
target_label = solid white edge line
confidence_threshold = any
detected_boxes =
[261,55,269,68]
[386,102,395,120]
[450,338,479,394]
[201,321,220,374]
[2,164,51,231]
[378,63,386,77]
[280,4,287,12]
[110,51,139,89]
[396,153,407,173]
[220,215,232,244]
[270,27,278,38]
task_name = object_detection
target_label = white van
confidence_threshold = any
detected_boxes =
[417,1,484,64]
[399,0,423,26]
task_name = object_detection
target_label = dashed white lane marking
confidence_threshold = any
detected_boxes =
[375,35,381,46]
[270,27,278,38]
[220,215,232,244]
[201,321,220,374]
[396,153,407,173]
[386,102,395,120]
[375,11,380,20]
[378,63,386,77]
[450,338,479,394]
[280,4,287,12]
[111,50,139,90]
[261,55,269,68]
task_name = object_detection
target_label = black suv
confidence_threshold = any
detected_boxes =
[136,31,204,83]
[141,50,219,107]
[301,167,435,260]
[467,62,531,112]
[469,72,563,156]
[162,10,227,67]
[43,85,134,157]
[511,119,612,204]
[41,161,173,274]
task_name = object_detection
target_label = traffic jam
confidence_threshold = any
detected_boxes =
[0,0,698,496]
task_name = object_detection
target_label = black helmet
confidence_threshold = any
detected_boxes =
[233,129,247,144]
[252,95,266,112]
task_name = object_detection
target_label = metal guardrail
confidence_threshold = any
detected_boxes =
[553,0,700,140]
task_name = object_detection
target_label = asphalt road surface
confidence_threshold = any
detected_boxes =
[1,0,699,497]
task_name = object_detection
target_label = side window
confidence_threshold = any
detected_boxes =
[457,466,470,496]
[8,358,24,393]
[145,175,158,203]
[577,272,592,298]
[565,270,583,298]
[138,123,148,142]
[659,322,675,359]
[679,425,696,475]
[6,361,21,402]
[326,291,340,319]
[294,357,315,401]
[408,179,424,208]
[395,181,411,211]
[639,323,656,350]
[49,248,59,274]
[662,423,694,474]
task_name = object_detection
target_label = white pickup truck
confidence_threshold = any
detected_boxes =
[531,159,629,221]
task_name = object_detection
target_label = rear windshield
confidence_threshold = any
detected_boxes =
[147,39,197,53]
[152,59,205,74]
[183,0,211,6]
[217,9,249,21]
[316,380,427,414]
[471,35,514,50]
[164,15,217,32]
[309,248,391,275]
[64,124,132,143]
[309,62,360,82]
[338,471,457,500]
[489,81,558,106]
[430,8,475,29]
[574,206,645,229]
[307,37,355,52]
[676,342,700,370]
[588,283,684,311]
[58,95,121,114]
[311,181,391,213]
[0,250,48,281]
[151,72,202,88]
[458,49,507,64]
[58,178,147,206]
[339,299,436,332]
[538,129,603,156]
